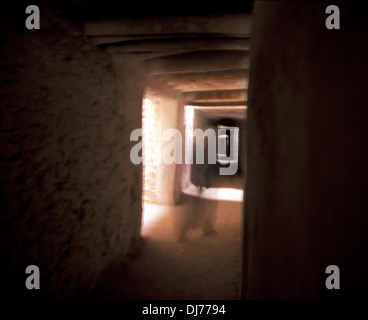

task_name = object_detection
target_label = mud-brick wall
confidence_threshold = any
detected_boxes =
[243,2,368,299]
[143,78,184,205]
[0,5,142,298]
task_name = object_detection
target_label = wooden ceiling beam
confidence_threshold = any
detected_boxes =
[84,14,252,45]
[183,89,247,103]
[144,50,249,75]
[155,69,248,91]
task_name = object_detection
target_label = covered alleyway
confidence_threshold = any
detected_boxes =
[92,187,243,300]
[1,1,368,301]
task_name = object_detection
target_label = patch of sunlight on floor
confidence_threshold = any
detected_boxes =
[182,183,243,202]
[141,202,171,236]
[142,185,243,236]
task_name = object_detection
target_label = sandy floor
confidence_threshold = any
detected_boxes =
[93,186,243,300]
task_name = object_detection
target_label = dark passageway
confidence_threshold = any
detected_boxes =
[1,0,251,300]
[1,0,368,301]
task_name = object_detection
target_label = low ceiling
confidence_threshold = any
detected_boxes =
[83,7,252,121]
[54,0,254,20]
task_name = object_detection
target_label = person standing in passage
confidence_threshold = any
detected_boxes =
[175,127,217,242]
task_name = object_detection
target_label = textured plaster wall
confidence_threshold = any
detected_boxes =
[0,5,143,298]
[243,2,368,299]
[144,79,184,205]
